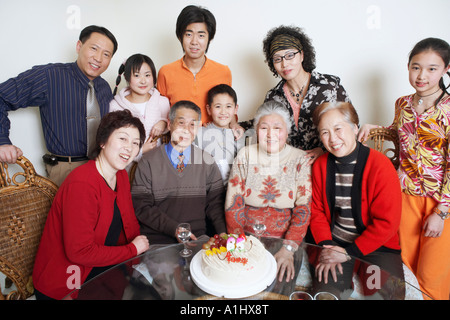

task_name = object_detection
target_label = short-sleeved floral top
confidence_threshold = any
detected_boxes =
[390,94,450,207]
[264,71,351,151]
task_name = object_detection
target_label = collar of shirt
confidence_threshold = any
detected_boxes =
[165,143,191,169]
[70,61,104,90]
[275,70,320,94]
[205,122,230,131]
[180,56,210,75]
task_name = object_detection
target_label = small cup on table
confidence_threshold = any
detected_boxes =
[314,292,338,300]
[289,291,313,300]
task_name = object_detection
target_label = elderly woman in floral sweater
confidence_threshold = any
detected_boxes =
[225,100,312,282]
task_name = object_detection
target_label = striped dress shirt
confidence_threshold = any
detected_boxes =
[0,62,112,156]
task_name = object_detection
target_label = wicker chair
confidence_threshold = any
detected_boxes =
[0,156,58,299]
[366,127,400,169]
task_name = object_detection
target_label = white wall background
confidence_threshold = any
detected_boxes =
[1,0,449,176]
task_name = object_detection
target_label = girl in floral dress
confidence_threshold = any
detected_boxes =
[359,38,450,300]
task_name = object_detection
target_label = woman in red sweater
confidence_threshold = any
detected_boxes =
[310,102,404,299]
[33,110,150,299]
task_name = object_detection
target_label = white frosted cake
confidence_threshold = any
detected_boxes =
[200,233,267,286]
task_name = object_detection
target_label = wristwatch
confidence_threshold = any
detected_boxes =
[283,240,298,253]
[433,207,450,220]
[283,244,295,252]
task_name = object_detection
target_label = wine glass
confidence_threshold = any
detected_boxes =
[176,223,192,257]
[252,218,266,239]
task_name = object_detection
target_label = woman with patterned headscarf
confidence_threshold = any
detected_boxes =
[261,25,351,165]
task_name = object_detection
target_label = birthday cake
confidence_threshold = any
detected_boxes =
[200,233,267,286]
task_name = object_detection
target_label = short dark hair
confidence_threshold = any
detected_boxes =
[175,5,216,52]
[262,25,316,77]
[207,84,237,105]
[113,54,157,95]
[92,110,145,159]
[79,25,118,55]
[169,100,202,122]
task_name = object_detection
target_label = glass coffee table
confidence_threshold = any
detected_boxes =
[64,236,429,300]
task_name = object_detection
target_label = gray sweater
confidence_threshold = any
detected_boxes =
[131,144,226,244]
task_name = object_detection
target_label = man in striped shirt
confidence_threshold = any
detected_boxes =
[0,25,117,185]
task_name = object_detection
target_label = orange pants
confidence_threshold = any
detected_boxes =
[400,193,450,300]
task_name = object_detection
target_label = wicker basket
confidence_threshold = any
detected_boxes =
[0,156,58,299]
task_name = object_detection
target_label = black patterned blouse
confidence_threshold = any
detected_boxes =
[263,71,351,151]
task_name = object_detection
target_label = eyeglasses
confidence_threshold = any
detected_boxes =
[272,51,301,63]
